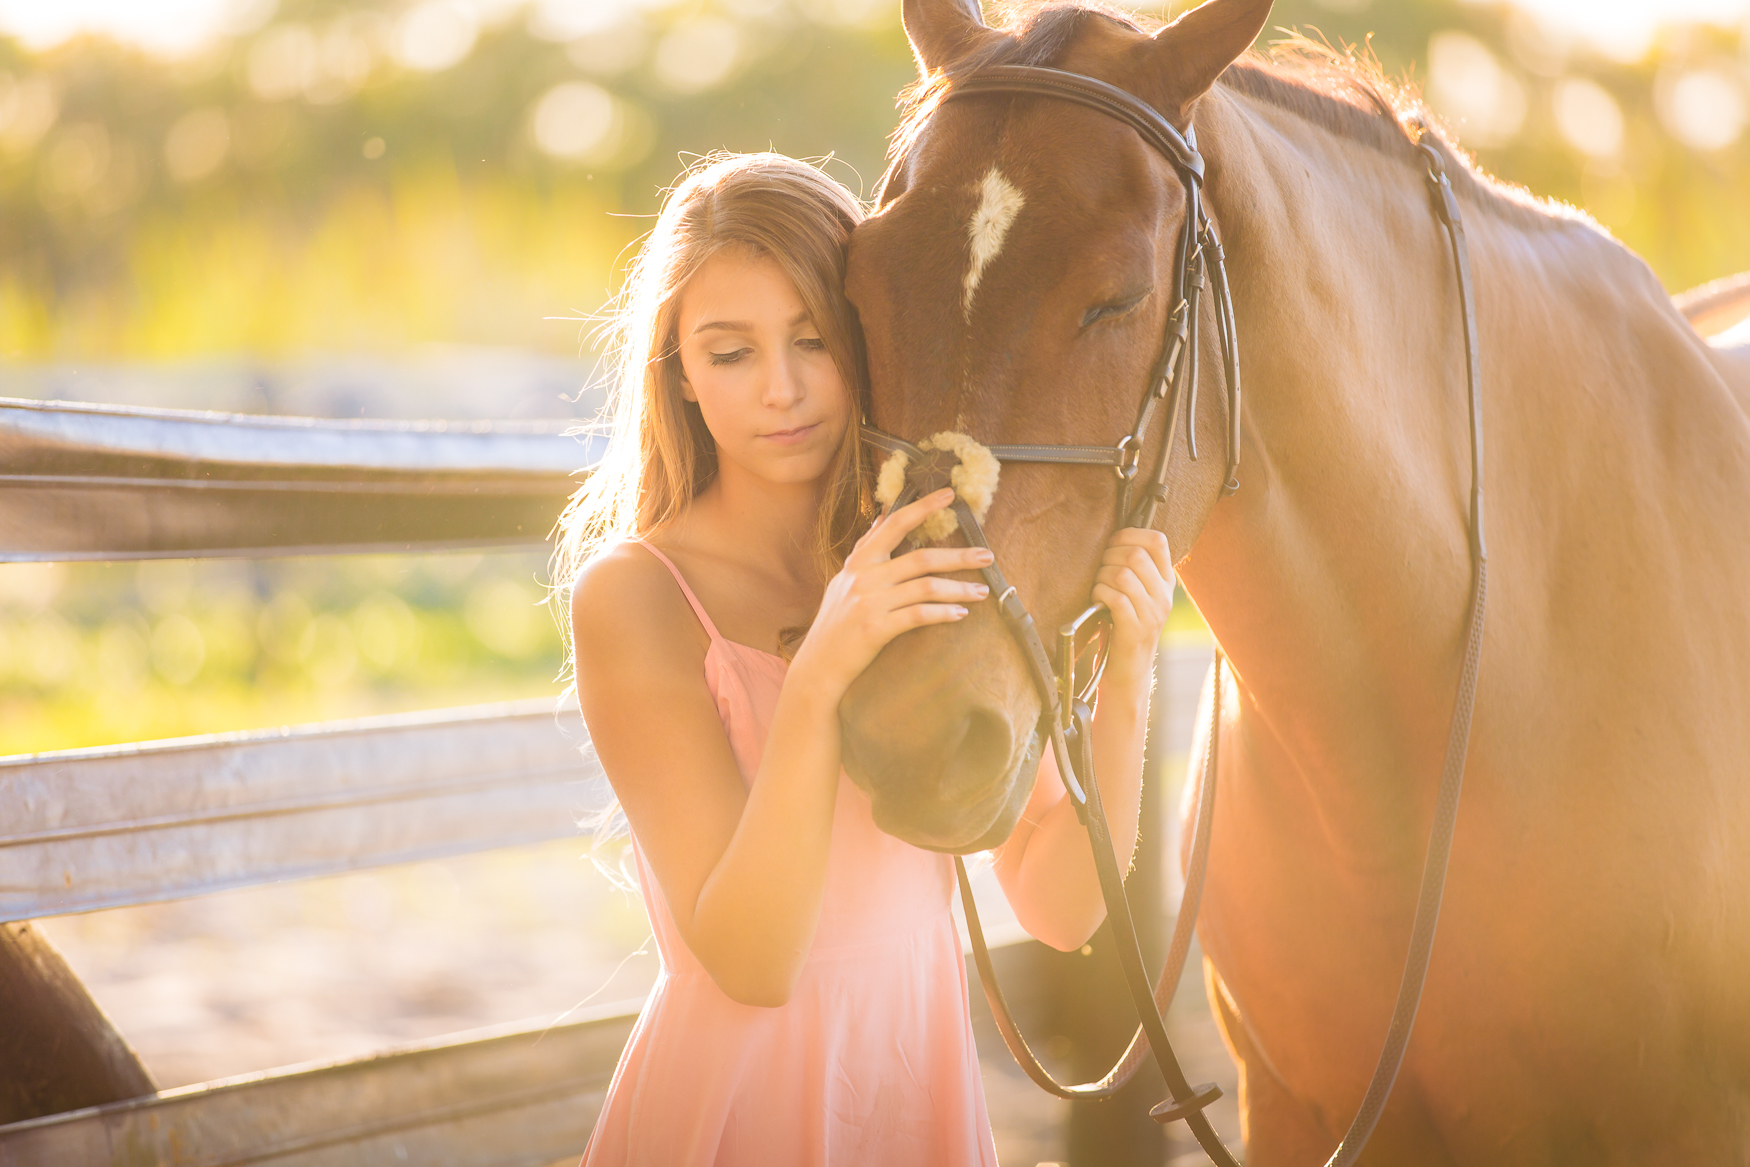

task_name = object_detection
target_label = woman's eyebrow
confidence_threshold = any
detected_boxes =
[690,310,811,336]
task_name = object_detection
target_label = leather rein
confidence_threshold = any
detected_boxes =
[861,65,1488,1167]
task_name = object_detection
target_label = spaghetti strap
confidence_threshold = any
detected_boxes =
[635,541,723,642]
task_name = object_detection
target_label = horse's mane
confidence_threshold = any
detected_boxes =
[888,3,1580,233]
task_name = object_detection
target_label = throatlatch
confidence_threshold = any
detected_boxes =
[864,66,1489,1167]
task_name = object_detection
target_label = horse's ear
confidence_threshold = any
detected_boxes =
[903,0,990,76]
[1133,0,1272,122]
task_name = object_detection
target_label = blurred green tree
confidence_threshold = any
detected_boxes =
[0,0,1743,361]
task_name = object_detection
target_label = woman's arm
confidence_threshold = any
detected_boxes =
[991,528,1175,952]
[572,489,992,1007]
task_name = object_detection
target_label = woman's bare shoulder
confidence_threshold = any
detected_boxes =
[571,541,708,674]
[570,543,738,842]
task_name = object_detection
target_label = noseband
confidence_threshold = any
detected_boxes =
[862,65,1488,1167]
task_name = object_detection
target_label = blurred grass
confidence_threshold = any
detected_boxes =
[1166,585,1215,644]
[0,555,1213,756]
[0,551,565,755]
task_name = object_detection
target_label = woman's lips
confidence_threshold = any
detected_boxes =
[760,423,819,445]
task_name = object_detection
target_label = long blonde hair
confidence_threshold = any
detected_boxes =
[551,154,873,877]
[553,153,872,602]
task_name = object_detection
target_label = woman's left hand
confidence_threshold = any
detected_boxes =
[995,527,1174,949]
[1091,527,1175,703]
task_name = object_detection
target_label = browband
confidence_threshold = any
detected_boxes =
[947,65,1204,179]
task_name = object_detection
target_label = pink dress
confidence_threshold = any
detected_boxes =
[580,543,999,1167]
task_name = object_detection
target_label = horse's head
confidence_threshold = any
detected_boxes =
[838,0,1272,851]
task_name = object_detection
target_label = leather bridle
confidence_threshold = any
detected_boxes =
[861,64,1488,1167]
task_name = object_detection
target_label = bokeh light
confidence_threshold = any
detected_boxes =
[1554,76,1626,156]
[1427,30,1527,147]
[1658,65,1749,149]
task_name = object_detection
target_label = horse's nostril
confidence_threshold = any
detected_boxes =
[946,709,1012,798]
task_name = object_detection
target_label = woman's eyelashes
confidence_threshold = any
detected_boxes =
[707,336,822,365]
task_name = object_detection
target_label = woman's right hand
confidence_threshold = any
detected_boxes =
[791,487,994,699]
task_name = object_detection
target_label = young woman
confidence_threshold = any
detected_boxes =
[556,153,1175,1165]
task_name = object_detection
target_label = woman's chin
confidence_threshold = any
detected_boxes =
[725,445,839,486]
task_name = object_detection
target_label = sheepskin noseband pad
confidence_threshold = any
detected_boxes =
[872,431,1001,544]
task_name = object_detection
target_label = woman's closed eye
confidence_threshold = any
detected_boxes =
[709,347,753,366]
[795,336,826,352]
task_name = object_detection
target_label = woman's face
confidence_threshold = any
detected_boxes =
[674,246,852,487]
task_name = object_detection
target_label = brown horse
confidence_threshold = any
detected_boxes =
[838,0,1750,1160]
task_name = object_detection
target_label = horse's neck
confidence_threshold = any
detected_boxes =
[1172,88,1707,855]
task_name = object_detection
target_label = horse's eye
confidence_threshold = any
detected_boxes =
[1080,292,1148,328]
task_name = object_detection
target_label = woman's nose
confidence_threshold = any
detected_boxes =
[762,354,805,409]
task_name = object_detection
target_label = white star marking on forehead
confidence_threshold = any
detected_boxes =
[963,166,1024,317]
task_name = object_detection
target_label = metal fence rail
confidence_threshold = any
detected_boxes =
[0,1005,640,1167]
[0,397,599,560]
[0,701,604,922]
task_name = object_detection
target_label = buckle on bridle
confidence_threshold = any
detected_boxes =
[1060,700,1095,825]
[1115,435,1142,480]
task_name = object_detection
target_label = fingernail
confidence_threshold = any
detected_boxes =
[973,584,990,596]
[975,549,994,563]
[952,606,969,617]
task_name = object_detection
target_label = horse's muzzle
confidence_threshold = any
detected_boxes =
[839,629,1041,852]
